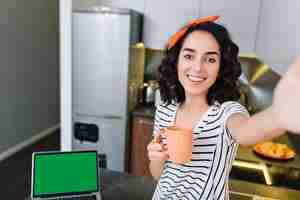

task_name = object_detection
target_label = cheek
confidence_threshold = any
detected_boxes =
[177,63,186,79]
[177,69,185,83]
[208,65,220,80]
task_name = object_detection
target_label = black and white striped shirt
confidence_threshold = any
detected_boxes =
[152,101,249,200]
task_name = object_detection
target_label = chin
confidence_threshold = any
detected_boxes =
[185,88,209,97]
[181,79,215,97]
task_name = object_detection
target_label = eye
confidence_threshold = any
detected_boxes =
[183,54,193,60]
[205,57,217,63]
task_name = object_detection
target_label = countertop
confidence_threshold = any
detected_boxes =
[235,140,300,170]
[132,104,156,118]
[26,169,300,200]
[99,169,155,200]
[25,169,155,200]
[101,170,300,199]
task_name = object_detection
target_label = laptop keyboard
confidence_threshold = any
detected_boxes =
[59,195,97,200]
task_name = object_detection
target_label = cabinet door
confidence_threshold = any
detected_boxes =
[255,0,300,74]
[72,13,129,117]
[97,0,145,13]
[143,0,200,49]
[72,115,128,172]
[201,0,260,55]
[130,117,154,179]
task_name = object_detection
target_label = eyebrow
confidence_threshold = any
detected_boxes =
[182,48,220,56]
[206,51,220,56]
[182,48,195,53]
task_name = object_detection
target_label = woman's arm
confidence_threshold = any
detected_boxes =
[149,159,166,180]
[227,107,284,146]
[148,104,169,180]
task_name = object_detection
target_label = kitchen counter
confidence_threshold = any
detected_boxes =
[100,169,300,199]
[99,169,155,200]
[132,104,156,119]
[25,169,155,200]
[236,140,300,171]
[229,179,300,200]
[25,169,300,200]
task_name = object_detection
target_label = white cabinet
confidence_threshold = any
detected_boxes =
[143,0,260,52]
[97,0,145,13]
[255,0,300,74]
[200,0,261,55]
[143,0,201,49]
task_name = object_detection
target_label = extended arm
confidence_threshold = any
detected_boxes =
[227,107,284,146]
[228,56,300,146]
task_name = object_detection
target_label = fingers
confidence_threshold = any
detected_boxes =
[147,142,164,152]
[152,129,166,143]
[147,129,169,162]
[147,142,168,152]
[152,135,161,143]
[147,141,169,162]
[148,150,169,161]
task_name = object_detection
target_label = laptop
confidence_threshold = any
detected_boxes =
[31,150,102,200]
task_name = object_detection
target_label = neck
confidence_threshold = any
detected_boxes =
[181,94,209,113]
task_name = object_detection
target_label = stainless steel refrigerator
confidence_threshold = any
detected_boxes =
[71,6,143,172]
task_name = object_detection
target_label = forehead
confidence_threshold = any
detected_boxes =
[182,30,220,53]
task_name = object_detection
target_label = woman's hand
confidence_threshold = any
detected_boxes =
[147,133,169,180]
[147,134,169,163]
[272,56,300,133]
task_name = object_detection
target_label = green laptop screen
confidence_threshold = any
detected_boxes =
[33,151,98,197]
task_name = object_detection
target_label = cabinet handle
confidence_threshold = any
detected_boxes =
[138,119,154,126]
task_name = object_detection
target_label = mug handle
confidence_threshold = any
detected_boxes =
[152,128,166,143]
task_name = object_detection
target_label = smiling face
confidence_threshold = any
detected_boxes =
[177,30,221,100]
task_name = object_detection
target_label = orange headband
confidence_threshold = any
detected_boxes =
[167,15,220,50]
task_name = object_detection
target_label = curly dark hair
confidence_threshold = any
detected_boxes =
[157,22,242,106]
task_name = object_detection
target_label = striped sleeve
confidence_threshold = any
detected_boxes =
[153,102,175,136]
[221,101,250,143]
[153,104,161,136]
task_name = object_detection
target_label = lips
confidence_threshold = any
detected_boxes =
[187,74,207,82]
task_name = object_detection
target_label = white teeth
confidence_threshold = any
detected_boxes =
[187,75,206,82]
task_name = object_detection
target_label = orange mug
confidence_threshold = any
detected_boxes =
[162,126,192,164]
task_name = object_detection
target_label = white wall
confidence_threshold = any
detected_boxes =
[0,0,60,156]
[96,0,145,13]
[59,0,99,151]
[73,0,98,10]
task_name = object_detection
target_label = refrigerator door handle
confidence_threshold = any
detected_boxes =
[74,112,123,120]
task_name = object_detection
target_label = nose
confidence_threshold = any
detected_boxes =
[191,57,205,72]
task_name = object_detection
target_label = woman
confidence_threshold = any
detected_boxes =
[147,16,300,200]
